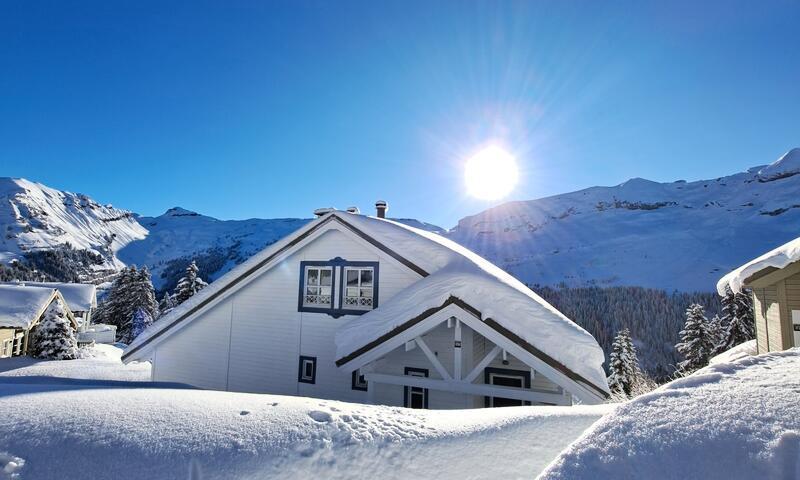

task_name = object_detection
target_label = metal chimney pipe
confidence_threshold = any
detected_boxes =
[375,200,388,219]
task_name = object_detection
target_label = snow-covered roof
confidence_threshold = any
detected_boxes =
[0,284,58,329]
[123,211,608,396]
[717,236,800,295]
[3,281,97,312]
[333,214,609,395]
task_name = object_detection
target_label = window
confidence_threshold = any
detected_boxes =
[404,367,429,409]
[303,266,333,308]
[484,367,531,407]
[352,369,368,391]
[298,356,317,384]
[0,339,11,358]
[343,267,374,310]
[298,259,378,316]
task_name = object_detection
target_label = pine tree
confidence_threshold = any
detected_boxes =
[158,292,176,316]
[173,261,208,306]
[716,288,756,353]
[607,328,641,398]
[29,298,79,360]
[708,314,725,350]
[94,265,159,344]
[676,303,716,374]
[130,307,153,340]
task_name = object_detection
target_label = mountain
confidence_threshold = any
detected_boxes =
[447,148,800,292]
[0,178,146,275]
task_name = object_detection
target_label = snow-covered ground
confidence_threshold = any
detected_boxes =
[538,348,800,479]
[0,345,612,480]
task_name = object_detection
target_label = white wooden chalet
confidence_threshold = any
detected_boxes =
[123,203,610,408]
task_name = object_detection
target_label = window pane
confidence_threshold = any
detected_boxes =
[307,268,319,285]
[346,269,359,286]
[360,287,372,298]
[361,269,373,286]
[304,361,313,378]
[320,286,331,295]
[492,375,523,388]
[346,287,359,297]
[306,286,317,296]
[320,269,332,286]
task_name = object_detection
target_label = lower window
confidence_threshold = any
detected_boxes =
[351,369,368,391]
[298,356,317,384]
[484,367,531,407]
[404,367,429,409]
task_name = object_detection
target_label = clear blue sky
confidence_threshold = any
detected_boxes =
[1,1,798,228]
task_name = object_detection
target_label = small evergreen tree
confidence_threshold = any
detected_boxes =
[173,261,208,306]
[716,288,756,353]
[676,303,716,374]
[130,307,153,340]
[158,292,176,316]
[707,314,725,350]
[607,328,640,398]
[29,298,79,360]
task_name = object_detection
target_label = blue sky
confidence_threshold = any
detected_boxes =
[1,1,798,228]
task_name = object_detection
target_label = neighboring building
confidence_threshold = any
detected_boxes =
[123,204,610,408]
[0,285,77,358]
[718,236,800,353]
[3,281,97,332]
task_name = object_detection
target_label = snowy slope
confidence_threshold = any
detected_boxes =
[0,345,612,480]
[0,178,146,269]
[538,348,800,479]
[448,148,800,292]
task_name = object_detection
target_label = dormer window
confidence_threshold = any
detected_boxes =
[343,267,374,310]
[303,266,332,307]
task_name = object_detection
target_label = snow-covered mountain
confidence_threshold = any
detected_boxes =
[448,148,800,292]
[0,178,146,271]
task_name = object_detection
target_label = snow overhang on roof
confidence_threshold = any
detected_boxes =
[3,281,97,312]
[0,285,59,329]
[717,236,800,295]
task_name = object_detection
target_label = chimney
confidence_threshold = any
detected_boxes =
[313,207,335,217]
[375,200,388,219]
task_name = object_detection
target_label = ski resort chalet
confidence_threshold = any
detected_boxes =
[0,285,77,358]
[123,203,610,408]
[718,235,800,353]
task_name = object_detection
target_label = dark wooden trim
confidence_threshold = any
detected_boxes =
[298,355,317,384]
[122,213,428,361]
[335,295,609,400]
[403,366,429,408]
[483,318,609,399]
[484,367,531,407]
[335,296,475,367]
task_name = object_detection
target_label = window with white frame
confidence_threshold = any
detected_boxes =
[303,266,333,307]
[298,356,316,384]
[343,267,374,310]
[352,369,368,391]
[1,339,12,358]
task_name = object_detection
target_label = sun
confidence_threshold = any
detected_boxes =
[464,145,519,200]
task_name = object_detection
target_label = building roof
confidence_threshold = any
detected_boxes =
[717,236,800,295]
[122,211,608,395]
[3,281,97,312]
[0,284,59,329]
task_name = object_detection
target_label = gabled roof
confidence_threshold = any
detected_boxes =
[121,211,609,396]
[3,281,97,312]
[0,285,76,329]
[717,236,800,294]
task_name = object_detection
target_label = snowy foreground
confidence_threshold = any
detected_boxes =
[539,348,800,479]
[0,346,611,480]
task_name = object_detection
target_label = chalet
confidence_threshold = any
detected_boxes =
[718,236,800,353]
[123,203,610,408]
[3,281,97,332]
[0,285,77,358]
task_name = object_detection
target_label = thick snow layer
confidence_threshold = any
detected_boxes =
[709,339,756,365]
[758,147,800,181]
[538,349,800,479]
[0,344,151,382]
[0,285,54,328]
[717,235,800,294]
[1,281,96,312]
[334,214,608,395]
[0,347,613,480]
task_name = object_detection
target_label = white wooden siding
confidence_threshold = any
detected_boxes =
[150,225,419,401]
